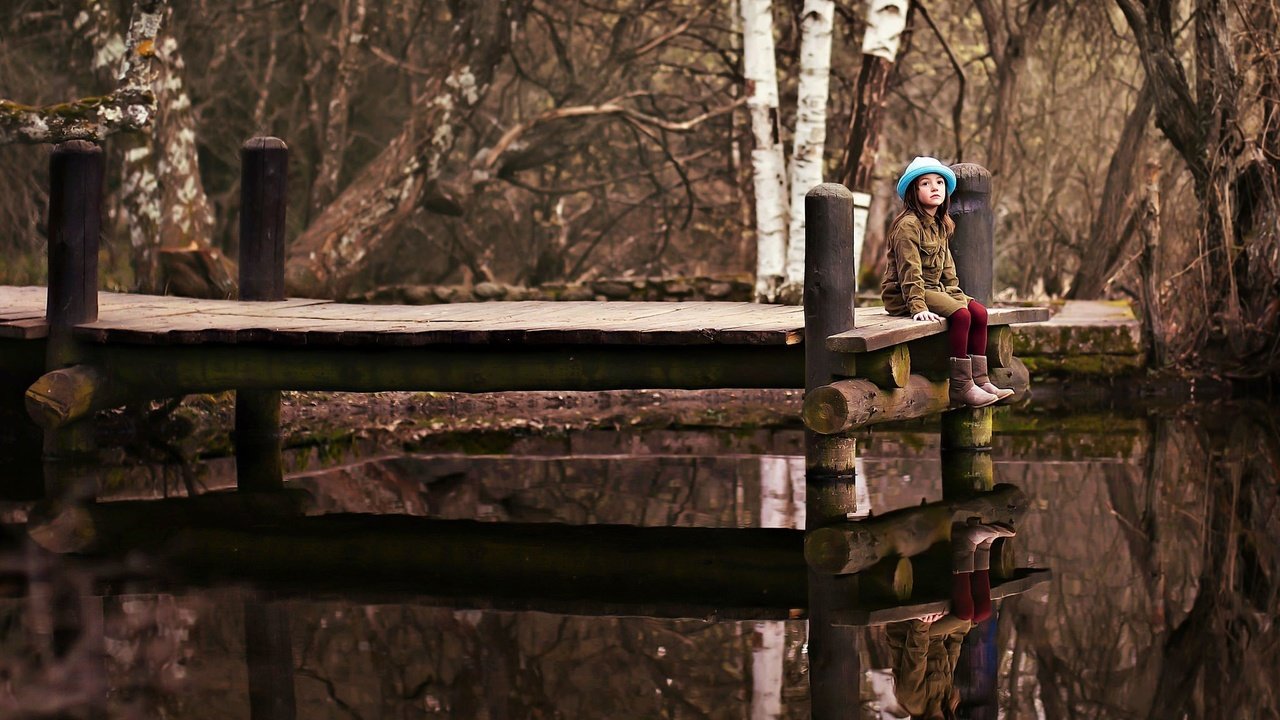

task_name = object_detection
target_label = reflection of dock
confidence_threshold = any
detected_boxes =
[832,568,1051,626]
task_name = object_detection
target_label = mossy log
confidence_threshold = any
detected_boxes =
[941,406,993,450]
[804,374,949,434]
[941,449,995,496]
[907,538,1017,596]
[26,489,312,554]
[78,343,804,395]
[804,483,1028,575]
[906,326,1013,379]
[854,345,910,388]
[857,555,913,604]
[24,365,126,430]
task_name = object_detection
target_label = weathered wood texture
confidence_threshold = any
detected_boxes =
[831,568,1050,626]
[827,306,1047,352]
[46,142,103,331]
[802,183,863,720]
[238,137,289,302]
[0,289,805,346]
[803,361,1031,435]
[804,483,1028,575]
[947,163,996,304]
[85,343,803,395]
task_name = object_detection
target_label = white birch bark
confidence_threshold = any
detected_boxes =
[783,0,835,289]
[740,0,789,301]
[862,0,909,61]
[750,456,805,720]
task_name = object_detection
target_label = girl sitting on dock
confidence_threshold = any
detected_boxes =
[880,156,1014,408]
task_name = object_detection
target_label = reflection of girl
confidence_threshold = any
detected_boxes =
[886,522,1014,719]
[880,157,1014,408]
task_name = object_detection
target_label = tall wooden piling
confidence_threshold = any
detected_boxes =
[42,140,104,500]
[803,183,861,719]
[235,138,288,492]
[943,163,996,498]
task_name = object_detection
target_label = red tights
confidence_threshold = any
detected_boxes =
[951,570,993,623]
[947,300,988,358]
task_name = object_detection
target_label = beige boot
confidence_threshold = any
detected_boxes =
[949,357,999,408]
[970,355,1015,403]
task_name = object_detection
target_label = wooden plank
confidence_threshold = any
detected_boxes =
[830,568,1052,626]
[0,318,49,340]
[827,307,1050,353]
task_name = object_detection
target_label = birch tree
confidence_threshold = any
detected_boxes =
[782,0,835,291]
[740,0,789,302]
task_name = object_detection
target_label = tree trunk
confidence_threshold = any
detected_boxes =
[838,0,909,191]
[782,0,835,290]
[306,0,369,218]
[740,0,789,302]
[1068,80,1153,299]
[749,455,802,720]
[284,0,522,298]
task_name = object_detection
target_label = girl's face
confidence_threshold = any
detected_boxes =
[914,173,947,214]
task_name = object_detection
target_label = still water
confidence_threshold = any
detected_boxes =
[0,397,1276,718]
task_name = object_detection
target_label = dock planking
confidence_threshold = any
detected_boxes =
[0,286,1045,350]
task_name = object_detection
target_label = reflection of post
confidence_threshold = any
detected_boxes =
[40,141,104,501]
[802,184,861,719]
[243,600,296,720]
[751,456,803,719]
[236,138,289,492]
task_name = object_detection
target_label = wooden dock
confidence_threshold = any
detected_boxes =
[0,286,1042,349]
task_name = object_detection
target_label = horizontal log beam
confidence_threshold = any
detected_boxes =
[905,326,1013,378]
[27,489,312,554]
[804,483,1028,575]
[26,503,808,616]
[24,365,129,430]
[804,358,1032,435]
[67,343,804,397]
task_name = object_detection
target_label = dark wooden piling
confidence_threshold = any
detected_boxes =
[236,137,289,492]
[942,163,996,497]
[41,140,104,500]
[802,183,861,720]
[947,163,994,305]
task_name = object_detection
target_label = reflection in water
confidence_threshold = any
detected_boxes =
[0,402,1276,717]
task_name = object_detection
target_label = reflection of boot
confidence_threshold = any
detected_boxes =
[971,355,1015,403]
[949,357,999,408]
[969,524,1014,622]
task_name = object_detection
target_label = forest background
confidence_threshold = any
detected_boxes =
[1,0,1278,375]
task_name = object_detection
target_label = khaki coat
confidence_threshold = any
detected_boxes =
[880,213,971,317]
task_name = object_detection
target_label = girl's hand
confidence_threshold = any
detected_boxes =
[919,612,946,624]
[912,310,943,322]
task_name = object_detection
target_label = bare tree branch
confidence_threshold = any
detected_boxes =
[0,0,166,144]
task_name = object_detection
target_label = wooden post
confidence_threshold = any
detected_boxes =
[943,163,996,497]
[236,137,288,492]
[42,140,104,501]
[947,163,994,305]
[243,600,297,720]
[802,183,860,720]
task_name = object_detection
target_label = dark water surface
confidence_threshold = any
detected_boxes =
[1,399,1277,718]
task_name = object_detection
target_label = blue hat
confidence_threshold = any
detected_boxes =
[896,156,956,200]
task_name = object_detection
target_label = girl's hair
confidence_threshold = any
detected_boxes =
[892,174,955,236]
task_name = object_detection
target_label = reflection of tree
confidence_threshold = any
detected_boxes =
[1005,404,1280,718]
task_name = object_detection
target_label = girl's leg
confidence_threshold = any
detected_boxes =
[971,539,994,623]
[966,300,988,356]
[948,308,971,358]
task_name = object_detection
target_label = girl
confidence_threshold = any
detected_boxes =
[881,156,1013,408]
